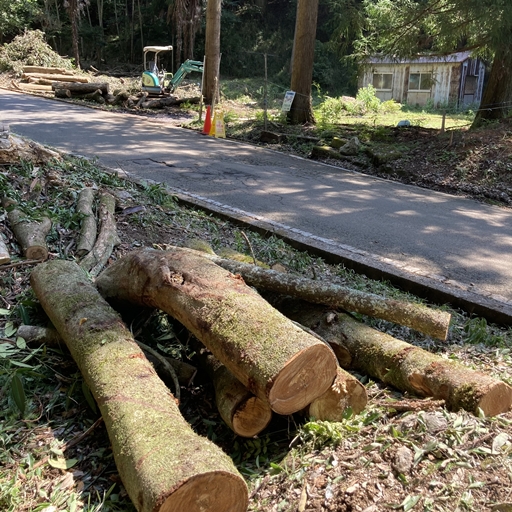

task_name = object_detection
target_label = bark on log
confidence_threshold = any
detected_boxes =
[0,133,60,165]
[140,96,201,109]
[54,88,72,98]
[95,248,338,415]
[15,83,53,93]
[76,187,97,258]
[279,299,512,417]
[23,66,75,75]
[0,235,11,265]
[2,199,51,260]
[51,82,109,95]
[30,260,249,512]
[189,251,450,341]
[196,347,272,437]
[305,366,368,421]
[22,73,89,83]
[79,191,120,276]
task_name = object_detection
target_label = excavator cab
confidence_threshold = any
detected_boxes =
[142,45,204,97]
[142,45,174,96]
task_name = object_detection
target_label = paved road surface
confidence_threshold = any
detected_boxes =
[2,89,512,317]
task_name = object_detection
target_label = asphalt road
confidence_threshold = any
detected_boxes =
[2,88,512,315]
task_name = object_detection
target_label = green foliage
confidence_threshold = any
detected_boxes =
[356,84,381,113]
[0,0,41,44]
[0,30,75,74]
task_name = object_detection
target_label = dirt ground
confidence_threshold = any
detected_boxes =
[2,75,512,512]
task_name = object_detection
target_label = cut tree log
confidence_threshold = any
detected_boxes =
[188,251,451,341]
[305,366,368,421]
[30,259,249,512]
[13,82,53,93]
[0,234,11,265]
[76,187,97,258]
[278,299,512,417]
[52,82,109,95]
[2,198,52,260]
[22,73,89,83]
[195,347,272,437]
[23,66,75,75]
[0,133,60,165]
[95,247,338,415]
[140,96,201,109]
[79,191,120,276]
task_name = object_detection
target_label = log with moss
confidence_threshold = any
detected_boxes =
[52,82,109,95]
[2,198,51,260]
[31,259,248,512]
[79,191,120,276]
[196,347,272,437]
[279,299,512,417]
[95,247,338,415]
[188,251,450,341]
[76,187,97,257]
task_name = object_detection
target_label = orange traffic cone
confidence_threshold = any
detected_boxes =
[202,105,212,135]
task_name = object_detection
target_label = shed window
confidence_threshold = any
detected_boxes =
[408,72,432,91]
[372,73,392,90]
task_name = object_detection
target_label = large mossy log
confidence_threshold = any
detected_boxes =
[52,82,109,95]
[31,260,248,512]
[279,299,512,417]
[195,253,451,341]
[95,248,338,415]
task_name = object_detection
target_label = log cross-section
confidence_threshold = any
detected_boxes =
[95,248,338,415]
[30,260,248,512]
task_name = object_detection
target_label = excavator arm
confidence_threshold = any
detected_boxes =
[169,60,204,92]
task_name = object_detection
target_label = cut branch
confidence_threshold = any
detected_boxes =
[79,191,120,276]
[0,235,11,265]
[2,199,51,260]
[76,187,97,257]
[189,251,451,340]
[95,247,338,415]
[278,299,512,417]
[30,259,248,512]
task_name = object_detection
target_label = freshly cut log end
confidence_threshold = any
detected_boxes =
[307,366,368,422]
[158,472,248,512]
[268,343,338,415]
[232,396,272,438]
[475,382,512,417]
[25,245,48,261]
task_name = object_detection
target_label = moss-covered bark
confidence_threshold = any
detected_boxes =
[31,260,248,512]
[182,249,451,341]
[95,248,338,415]
[280,299,512,417]
[79,191,120,276]
[76,187,97,258]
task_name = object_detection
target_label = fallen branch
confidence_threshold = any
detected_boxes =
[31,259,248,512]
[95,247,338,415]
[278,299,512,417]
[185,249,451,340]
[2,198,51,261]
[79,191,120,276]
[76,187,97,257]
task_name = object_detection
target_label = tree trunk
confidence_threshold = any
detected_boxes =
[473,47,512,128]
[22,73,89,83]
[203,0,221,105]
[30,259,248,512]
[288,0,318,124]
[196,348,273,437]
[141,96,201,109]
[79,191,120,276]
[52,82,108,94]
[2,199,51,261]
[23,66,75,75]
[305,366,368,421]
[14,83,54,93]
[279,299,512,417]
[76,187,97,257]
[190,251,450,340]
[95,247,338,415]
[17,325,66,348]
